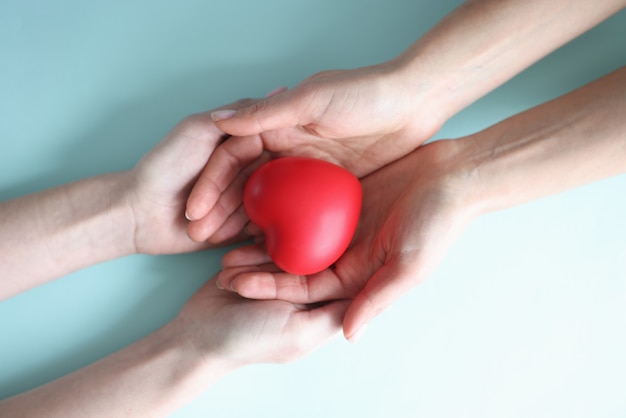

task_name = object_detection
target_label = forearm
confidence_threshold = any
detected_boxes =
[394,0,626,120]
[458,65,626,214]
[0,173,135,300]
[0,319,230,418]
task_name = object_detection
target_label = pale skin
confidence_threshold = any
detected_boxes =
[216,65,626,341]
[0,113,348,416]
[0,108,268,301]
[184,0,626,242]
[0,277,348,417]
[3,1,625,412]
[181,0,626,340]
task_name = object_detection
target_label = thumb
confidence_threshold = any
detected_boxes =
[272,299,350,364]
[343,260,422,342]
[298,299,352,345]
[210,88,312,136]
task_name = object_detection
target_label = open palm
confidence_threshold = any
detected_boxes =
[177,276,350,366]
[217,139,479,340]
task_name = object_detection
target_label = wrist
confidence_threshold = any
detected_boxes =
[101,171,140,257]
[158,318,236,388]
[38,173,138,269]
[406,139,486,220]
[450,116,572,216]
[166,315,240,375]
[0,316,236,417]
[387,51,454,122]
[0,172,138,299]
[388,0,622,125]
[450,65,626,216]
[381,56,451,135]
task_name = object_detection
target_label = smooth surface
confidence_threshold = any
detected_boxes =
[244,157,361,275]
[1,1,625,417]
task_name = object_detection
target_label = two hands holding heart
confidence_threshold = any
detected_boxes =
[210,139,466,341]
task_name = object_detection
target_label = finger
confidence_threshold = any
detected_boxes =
[267,298,350,364]
[291,298,352,345]
[207,205,249,244]
[211,88,315,136]
[217,263,282,291]
[222,242,272,268]
[302,298,351,327]
[219,265,354,304]
[200,227,253,250]
[193,150,272,243]
[187,185,246,243]
[185,134,264,222]
[244,222,263,237]
[265,86,288,98]
[342,259,421,342]
[221,242,358,302]
[172,111,227,146]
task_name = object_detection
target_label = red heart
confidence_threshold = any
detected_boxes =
[244,157,362,275]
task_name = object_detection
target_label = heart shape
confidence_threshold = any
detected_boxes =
[243,157,362,275]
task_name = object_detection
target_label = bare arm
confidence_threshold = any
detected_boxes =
[217,65,626,340]
[0,277,348,417]
[397,0,626,120]
[186,0,626,241]
[461,64,626,214]
[0,111,246,301]
[0,174,134,299]
[0,108,348,416]
[0,320,215,417]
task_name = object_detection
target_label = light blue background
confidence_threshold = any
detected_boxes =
[1,1,625,417]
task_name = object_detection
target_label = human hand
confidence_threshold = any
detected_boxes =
[124,110,269,255]
[0,108,268,298]
[0,274,348,418]
[184,63,447,242]
[215,139,480,340]
[176,275,350,366]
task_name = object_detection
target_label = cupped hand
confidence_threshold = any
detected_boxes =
[185,63,447,242]
[176,275,350,366]
[125,110,267,255]
[216,139,480,340]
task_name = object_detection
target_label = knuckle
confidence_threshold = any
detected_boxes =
[234,100,271,133]
[230,97,257,109]
[180,114,202,130]
[177,113,207,136]
[306,69,341,82]
[285,335,308,362]
[241,99,269,117]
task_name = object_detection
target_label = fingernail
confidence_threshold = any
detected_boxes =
[348,325,368,344]
[211,109,237,122]
[265,86,287,98]
[184,211,194,221]
[215,279,224,290]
